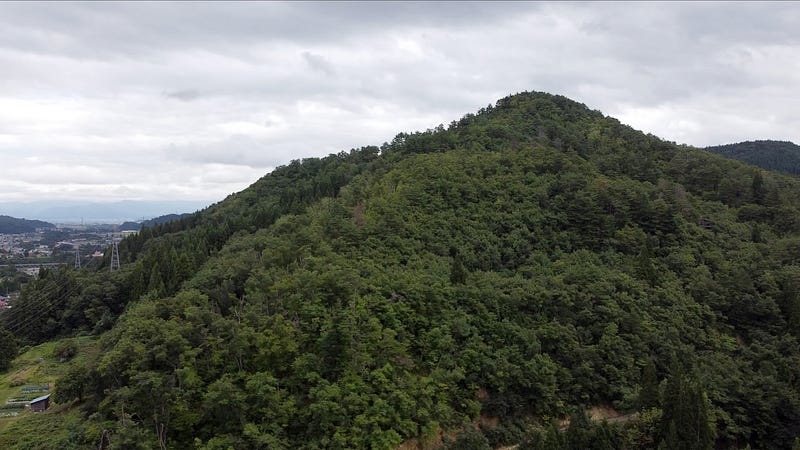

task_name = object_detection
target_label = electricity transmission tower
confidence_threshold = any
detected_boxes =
[74,244,81,269]
[110,239,121,272]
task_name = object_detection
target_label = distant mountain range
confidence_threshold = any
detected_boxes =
[706,140,800,176]
[0,215,55,234]
[0,200,211,224]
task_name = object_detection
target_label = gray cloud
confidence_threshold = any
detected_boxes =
[302,51,335,76]
[0,3,539,61]
[164,89,204,102]
[0,2,798,203]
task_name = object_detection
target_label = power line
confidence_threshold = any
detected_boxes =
[3,267,98,336]
[2,235,135,337]
[3,277,87,335]
[2,257,102,335]
[0,231,134,338]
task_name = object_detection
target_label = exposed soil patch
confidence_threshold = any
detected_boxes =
[588,405,637,424]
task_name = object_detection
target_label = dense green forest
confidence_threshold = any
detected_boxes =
[3,91,800,449]
[0,215,54,234]
[707,140,800,176]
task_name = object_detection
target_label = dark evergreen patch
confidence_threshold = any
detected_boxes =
[707,140,800,176]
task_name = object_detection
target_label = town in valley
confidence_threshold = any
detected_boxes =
[0,224,135,308]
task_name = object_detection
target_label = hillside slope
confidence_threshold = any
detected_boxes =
[707,140,800,176]
[3,92,800,449]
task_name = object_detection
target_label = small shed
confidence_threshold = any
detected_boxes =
[29,394,50,412]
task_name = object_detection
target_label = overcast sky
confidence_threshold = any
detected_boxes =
[1,2,798,204]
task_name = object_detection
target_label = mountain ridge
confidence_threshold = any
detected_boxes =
[706,139,800,176]
[118,213,195,231]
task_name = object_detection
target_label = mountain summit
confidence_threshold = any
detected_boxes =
[3,92,800,449]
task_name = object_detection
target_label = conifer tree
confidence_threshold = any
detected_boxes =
[450,247,467,285]
[638,359,660,410]
[660,362,714,450]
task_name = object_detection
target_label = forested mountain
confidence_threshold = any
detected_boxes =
[3,92,800,449]
[0,215,54,233]
[118,213,193,231]
[707,140,800,176]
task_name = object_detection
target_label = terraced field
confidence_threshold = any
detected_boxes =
[0,336,98,445]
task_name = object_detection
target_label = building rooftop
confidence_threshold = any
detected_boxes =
[30,394,50,404]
